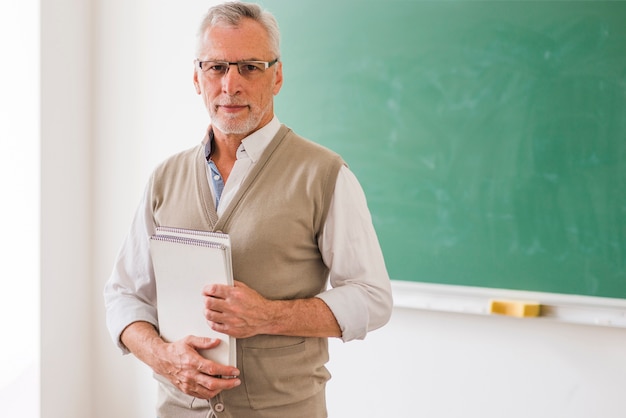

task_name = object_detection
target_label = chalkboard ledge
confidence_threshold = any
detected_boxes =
[391,281,626,329]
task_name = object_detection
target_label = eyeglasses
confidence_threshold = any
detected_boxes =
[196,58,279,79]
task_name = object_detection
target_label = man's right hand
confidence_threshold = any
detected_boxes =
[121,321,241,399]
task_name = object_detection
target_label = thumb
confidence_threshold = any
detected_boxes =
[185,335,222,350]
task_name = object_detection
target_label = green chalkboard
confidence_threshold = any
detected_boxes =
[261,0,626,298]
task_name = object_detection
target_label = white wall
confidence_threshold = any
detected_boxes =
[327,308,626,417]
[41,1,626,417]
[0,1,40,417]
[40,0,92,417]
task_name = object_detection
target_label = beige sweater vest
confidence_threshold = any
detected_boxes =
[149,125,344,417]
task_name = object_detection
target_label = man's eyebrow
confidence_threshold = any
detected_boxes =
[202,58,267,62]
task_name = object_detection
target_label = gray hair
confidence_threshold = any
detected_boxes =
[196,1,281,58]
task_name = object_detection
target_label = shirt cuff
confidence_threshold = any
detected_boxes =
[105,296,159,355]
[316,286,370,342]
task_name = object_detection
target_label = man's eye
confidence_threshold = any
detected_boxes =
[209,64,228,73]
[241,64,262,73]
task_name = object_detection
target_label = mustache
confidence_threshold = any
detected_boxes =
[215,100,248,106]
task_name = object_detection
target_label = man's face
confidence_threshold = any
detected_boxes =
[193,18,283,137]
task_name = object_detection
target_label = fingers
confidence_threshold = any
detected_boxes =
[161,337,241,399]
[202,280,246,294]
[185,336,240,376]
[202,283,230,299]
[203,287,231,323]
[172,361,241,400]
[174,371,241,400]
[185,335,221,350]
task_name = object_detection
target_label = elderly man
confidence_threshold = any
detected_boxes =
[104,2,392,417]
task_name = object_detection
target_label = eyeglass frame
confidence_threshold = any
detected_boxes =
[195,58,280,77]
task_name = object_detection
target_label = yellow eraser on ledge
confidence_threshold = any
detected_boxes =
[489,299,541,318]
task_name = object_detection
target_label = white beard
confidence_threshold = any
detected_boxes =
[209,97,273,136]
[210,109,263,135]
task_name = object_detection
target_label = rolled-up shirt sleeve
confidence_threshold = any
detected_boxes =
[103,184,159,354]
[316,166,393,342]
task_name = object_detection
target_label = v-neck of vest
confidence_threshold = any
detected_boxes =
[198,124,292,232]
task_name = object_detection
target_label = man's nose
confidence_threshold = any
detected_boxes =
[221,64,243,95]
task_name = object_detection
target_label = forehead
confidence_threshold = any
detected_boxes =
[198,18,272,60]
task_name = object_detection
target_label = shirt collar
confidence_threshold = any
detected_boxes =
[240,116,280,163]
[204,116,281,163]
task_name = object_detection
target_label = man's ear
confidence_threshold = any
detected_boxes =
[272,61,283,96]
[193,68,202,94]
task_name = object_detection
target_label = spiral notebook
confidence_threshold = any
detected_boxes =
[149,226,235,367]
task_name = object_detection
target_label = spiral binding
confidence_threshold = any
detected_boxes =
[156,226,228,241]
[150,234,226,250]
